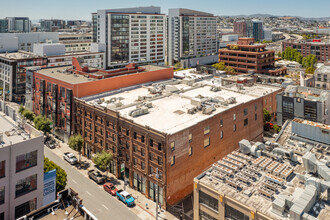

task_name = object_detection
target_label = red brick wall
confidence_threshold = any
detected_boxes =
[165,98,264,205]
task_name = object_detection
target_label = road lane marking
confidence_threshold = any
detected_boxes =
[72,179,77,184]
[86,191,91,196]
[102,204,109,210]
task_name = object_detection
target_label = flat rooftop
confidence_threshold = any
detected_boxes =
[36,66,95,84]
[0,113,41,148]
[197,121,330,220]
[0,51,40,60]
[81,77,281,134]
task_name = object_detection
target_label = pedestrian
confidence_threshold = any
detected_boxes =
[158,203,161,212]
[146,203,148,209]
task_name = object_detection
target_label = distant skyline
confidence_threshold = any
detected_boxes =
[1,0,330,21]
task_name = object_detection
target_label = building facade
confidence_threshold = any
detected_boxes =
[39,19,66,32]
[276,85,330,126]
[282,40,330,63]
[218,38,287,75]
[59,33,92,52]
[233,21,247,37]
[6,17,30,33]
[246,20,263,42]
[168,8,218,67]
[0,19,8,33]
[314,63,330,90]
[92,6,166,68]
[73,77,281,209]
[0,112,44,219]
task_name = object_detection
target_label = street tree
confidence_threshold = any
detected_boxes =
[302,54,317,69]
[93,151,113,177]
[224,66,236,75]
[263,108,271,122]
[22,109,35,122]
[44,157,67,193]
[68,134,84,162]
[174,62,182,69]
[34,115,51,134]
[18,104,25,114]
[212,62,226,71]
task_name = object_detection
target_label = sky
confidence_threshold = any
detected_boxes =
[1,0,330,21]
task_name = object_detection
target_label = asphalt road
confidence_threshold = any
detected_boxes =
[44,146,140,220]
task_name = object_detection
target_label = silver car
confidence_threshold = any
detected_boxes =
[63,152,78,165]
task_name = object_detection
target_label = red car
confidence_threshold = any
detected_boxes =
[103,182,118,196]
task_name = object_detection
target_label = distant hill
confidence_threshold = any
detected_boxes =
[220,14,330,21]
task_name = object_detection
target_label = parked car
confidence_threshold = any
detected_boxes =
[88,169,105,184]
[63,152,78,165]
[45,139,56,149]
[116,189,135,207]
[103,182,118,196]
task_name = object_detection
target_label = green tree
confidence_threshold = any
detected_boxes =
[68,134,84,162]
[44,157,67,193]
[302,54,317,69]
[93,151,113,177]
[273,124,281,133]
[19,104,25,114]
[22,109,35,122]
[277,52,282,58]
[263,108,271,122]
[305,67,316,75]
[174,62,182,69]
[34,115,51,134]
[224,66,236,74]
[212,62,226,71]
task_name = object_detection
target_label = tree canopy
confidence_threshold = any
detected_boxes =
[34,115,52,134]
[280,47,303,64]
[93,151,113,172]
[263,108,271,122]
[44,157,67,193]
[212,62,226,71]
[68,134,84,162]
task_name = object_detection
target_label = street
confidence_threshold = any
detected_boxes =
[44,146,141,220]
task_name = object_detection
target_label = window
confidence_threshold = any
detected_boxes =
[141,149,145,157]
[141,162,145,170]
[134,158,137,165]
[204,138,210,148]
[171,156,175,166]
[204,125,210,135]
[141,135,145,143]
[15,198,37,219]
[158,156,162,165]
[233,124,236,132]
[0,160,5,178]
[158,143,162,151]
[199,210,217,220]
[0,186,4,205]
[126,129,129,136]
[149,153,153,161]
[244,108,248,115]
[150,167,154,174]
[189,134,192,143]
[199,191,218,212]
[170,142,175,151]
[189,146,192,156]
[244,118,248,126]
[15,174,37,198]
[150,139,153,147]
[255,104,257,111]
[133,145,137,152]
[16,151,38,172]
[225,204,249,220]
[233,113,236,121]
[255,113,257,120]
[220,131,223,139]
[133,132,137,139]
[220,119,223,127]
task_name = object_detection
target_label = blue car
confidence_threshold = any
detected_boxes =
[116,189,135,207]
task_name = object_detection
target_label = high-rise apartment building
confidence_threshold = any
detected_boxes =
[0,111,44,219]
[233,21,247,37]
[6,17,30,33]
[168,8,218,68]
[246,19,263,42]
[92,6,166,68]
[0,19,8,33]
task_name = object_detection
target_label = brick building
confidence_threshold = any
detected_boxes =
[282,40,330,63]
[233,21,247,37]
[219,38,287,75]
[73,75,282,209]
[27,62,173,141]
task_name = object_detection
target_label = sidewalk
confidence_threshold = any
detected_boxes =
[49,137,177,220]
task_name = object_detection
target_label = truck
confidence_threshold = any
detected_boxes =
[116,189,135,207]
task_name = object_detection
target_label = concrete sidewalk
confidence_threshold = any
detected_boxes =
[49,137,177,220]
